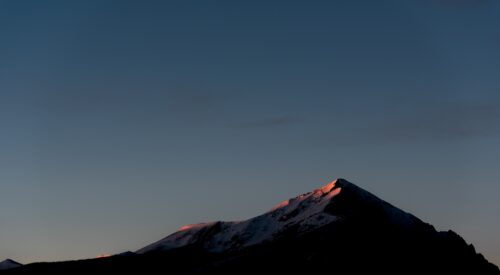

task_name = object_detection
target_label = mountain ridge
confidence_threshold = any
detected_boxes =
[137,178,422,254]
[137,179,344,253]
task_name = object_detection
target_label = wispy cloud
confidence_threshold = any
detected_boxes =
[321,101,500,146]
[434,0,490,7]
[235,116,300,129]
[382,102,500,142]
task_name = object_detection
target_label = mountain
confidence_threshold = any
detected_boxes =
[137,179,417,254]
[137,180,343,254]
[0,260,22,271]
[4,179,499,274]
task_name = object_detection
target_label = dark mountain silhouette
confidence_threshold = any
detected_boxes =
[0,260,22,271]
[4,179,499,274]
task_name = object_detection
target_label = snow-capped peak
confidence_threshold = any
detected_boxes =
[137,179,345,254]
[0,259,22,271]
[269,179,340,212]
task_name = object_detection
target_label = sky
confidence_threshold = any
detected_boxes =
[1,0,499,266]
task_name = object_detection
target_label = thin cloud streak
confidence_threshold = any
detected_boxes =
[235,116,300,129]
[320,102,500,146]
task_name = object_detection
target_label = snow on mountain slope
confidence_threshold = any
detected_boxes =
[137,178,416,254]
[0,259,22,271]
[137,180,342,253]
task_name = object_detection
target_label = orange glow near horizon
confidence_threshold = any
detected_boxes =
[178,223,213,232]
[270,200,290,211]
[320,180,337,194]
[179,225,195,231]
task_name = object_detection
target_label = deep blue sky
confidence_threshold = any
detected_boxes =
[1,0,499,266]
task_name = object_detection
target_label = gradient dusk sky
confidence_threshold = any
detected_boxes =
[1,0,500,266]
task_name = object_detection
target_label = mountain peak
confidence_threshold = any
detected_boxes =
[137,178,394,254]
[0,259,22,271]
[269,179,342,212]
[135,178,497,274]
